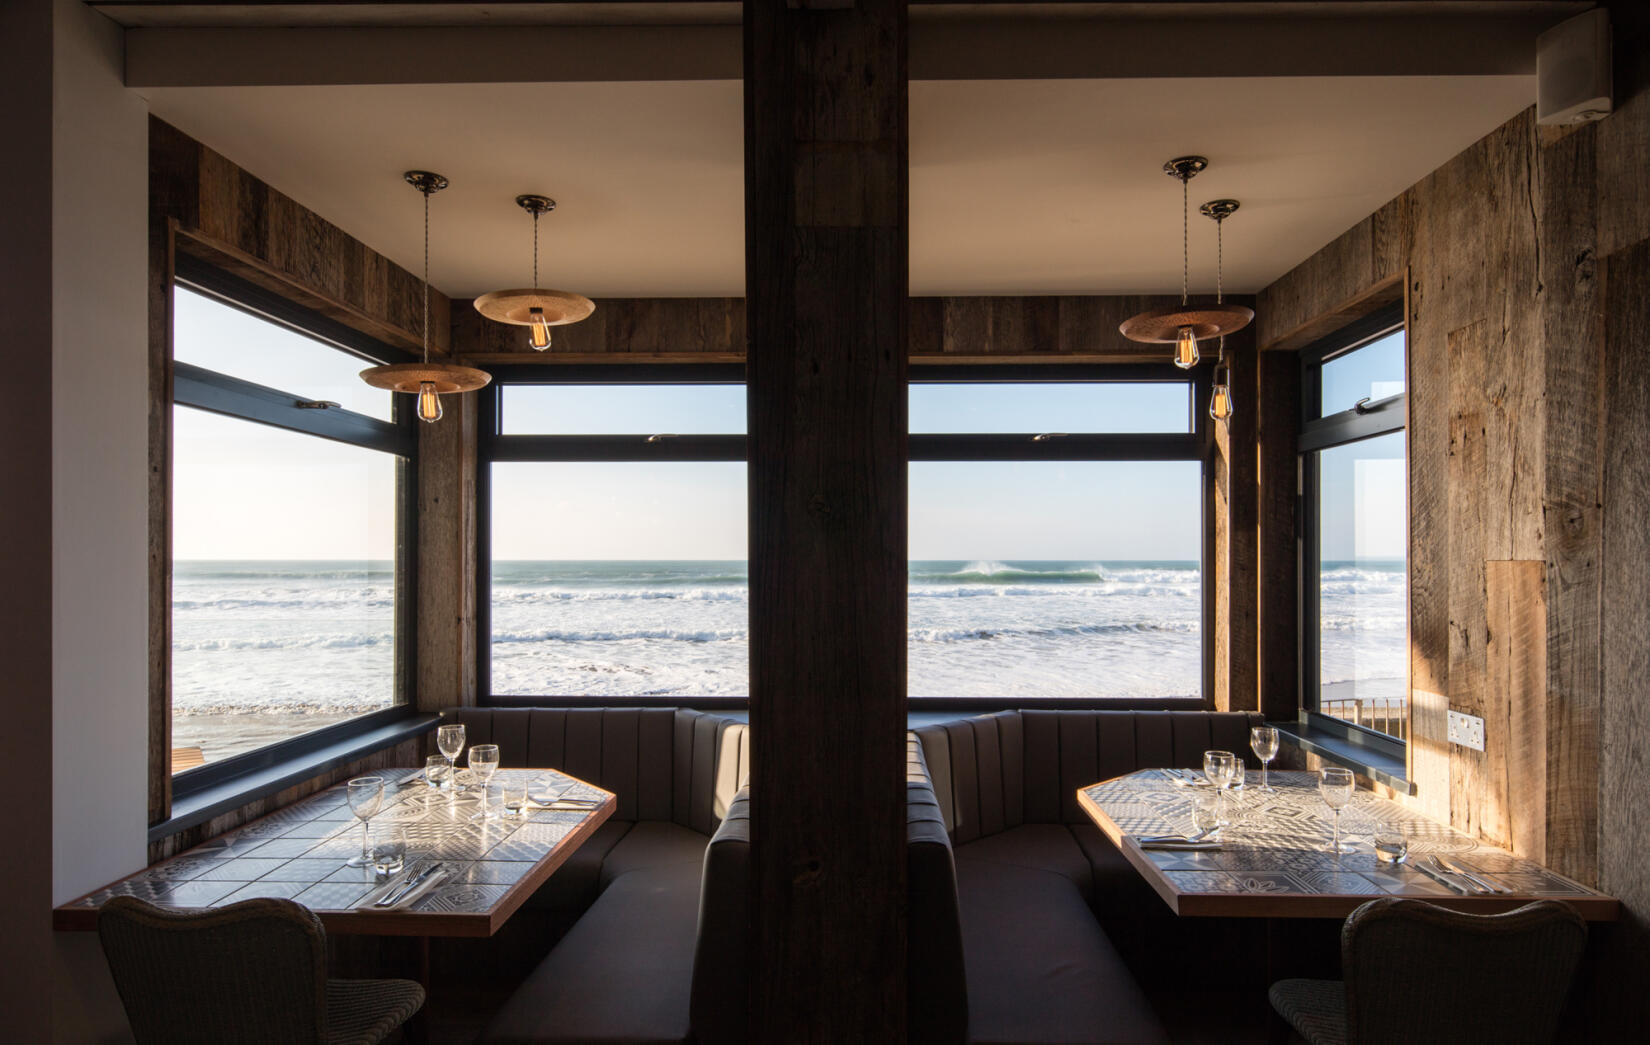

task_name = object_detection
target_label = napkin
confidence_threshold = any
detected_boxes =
[356,866,451,911]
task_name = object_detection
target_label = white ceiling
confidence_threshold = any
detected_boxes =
[141,75,1533,298]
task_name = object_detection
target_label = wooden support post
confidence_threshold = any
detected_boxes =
[417,392,478,712]
[745,1,909,1041]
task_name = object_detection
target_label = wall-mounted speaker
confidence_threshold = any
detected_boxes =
[1537,9,1612,126]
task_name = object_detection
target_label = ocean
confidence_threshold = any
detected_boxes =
[172,558,1406,759]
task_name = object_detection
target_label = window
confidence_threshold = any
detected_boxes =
[909,371,1206,701]
[480,368,747,700]
[480,366,1207,705]
[169,264,417,785]
[1300,308,1408,748]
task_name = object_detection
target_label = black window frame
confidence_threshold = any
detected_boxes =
[1298,304,1408,761]
[168,255,423,800]
[477,361,1213,710]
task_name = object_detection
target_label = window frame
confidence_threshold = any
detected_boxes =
[1297,304,1408,760]
[167,256,423,801]
[477,361,1212,709]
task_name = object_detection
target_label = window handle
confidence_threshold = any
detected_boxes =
[1032,432,1068,442]
[295,399,340,410]
[646,433,678,443]
[1353,397,1374,414]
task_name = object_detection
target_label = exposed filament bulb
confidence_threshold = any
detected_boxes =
[1173,326,1199,369]
[1209,369,1234,422]
[528,307,552,351]
[417,381,443,423]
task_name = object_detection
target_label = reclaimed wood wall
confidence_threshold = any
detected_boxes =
[1259,14,1650,1032]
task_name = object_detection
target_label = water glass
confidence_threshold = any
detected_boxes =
[344,776,385,868]
[468,744,502,821]
[371,826,407,876]
[1319,767,1356,854]
[1249,726,1280,791]
[502,779,530,819]
[1374,822,1409,864]
[1191,793,1221,836]
[436,723,466,789]
[1203,750,1237,823]
[424,754,451,792]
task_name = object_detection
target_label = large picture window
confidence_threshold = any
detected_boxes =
[1300,308,1408,747]
[480,366,1206,706]
[169,266,416,784]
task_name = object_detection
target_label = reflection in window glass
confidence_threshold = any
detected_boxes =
[1320,330,1405,417]
[172,406,398,767]
[501,386,746,435]
[490,462,749,695]
[174,287,393,420]
[909,461,1202,698]
[1316,431,1407,735]
[910,383,1191,434]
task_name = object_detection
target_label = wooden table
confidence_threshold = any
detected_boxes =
[1078,769,1617,921]
[55,768,615,938]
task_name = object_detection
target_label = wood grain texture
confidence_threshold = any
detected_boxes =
[449,292,1231,361]
[1222,327,1259,712]
[1536,120,1602,884]
[1486,560,1547,862]
[745,1,908,1040]
[1595,231,1650,1040]
[1256,350,1299,720]
[151,118,446,356]
[148,216,175,828]
[417,392,477,712]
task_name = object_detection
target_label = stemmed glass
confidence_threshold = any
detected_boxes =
[468,744,501,821]
[1319,767,1356,855]
[436,723,466,794]
[344,776,386,867]
[1202,750,1237,825]
[1250,726,1280,792]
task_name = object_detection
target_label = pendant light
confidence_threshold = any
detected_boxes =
[1119,156,1252,368]
[1200,198,1239,423]
[473,194,594,351]
[360,171,491,423]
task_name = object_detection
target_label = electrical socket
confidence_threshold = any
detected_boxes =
[1448,710,1486,751]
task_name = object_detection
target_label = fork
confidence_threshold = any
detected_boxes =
[1426,856,1487,894]
[1437,856,1507,894]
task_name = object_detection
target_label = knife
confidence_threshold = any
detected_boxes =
[1437,856,1505,894]
[1414,859,1472,894]
[376,862,443,908]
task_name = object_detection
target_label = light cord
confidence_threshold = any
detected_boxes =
[1181,175,1189,306]
[533,210,540,287]
[1216,215,1224,304]
[422,187,430,365]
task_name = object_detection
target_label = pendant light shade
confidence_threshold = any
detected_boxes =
[359,171,491,422]
[474,194,594,351]
[1120,157,1253,362]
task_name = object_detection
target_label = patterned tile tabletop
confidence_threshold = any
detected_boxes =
[55,769,614,937]
[1078,770,1617,920]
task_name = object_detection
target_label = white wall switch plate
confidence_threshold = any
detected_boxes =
[1448,710,1486,751]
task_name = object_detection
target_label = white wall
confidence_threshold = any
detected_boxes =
[51,0,149,1039]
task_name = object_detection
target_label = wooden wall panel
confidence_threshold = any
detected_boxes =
[1537,120,1602,885]
[417,392,478,712]
[1223,328,1260,712]
[147,218,174,827]
[1256,350,1299,720]
[151,117,445,357]
[1487,560,1547,863]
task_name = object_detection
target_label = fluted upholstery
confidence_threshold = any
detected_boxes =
[689,737,970,1045]
[97,896,423,1045]
[1269,897,1587,1045]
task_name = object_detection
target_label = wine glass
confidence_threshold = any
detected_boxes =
[344,776,386,867]
[1202,750,1236,824]
[1319,767,1356,854]
[1250,726,1280,792]
[468,744,501,821]
[436,723,466,793]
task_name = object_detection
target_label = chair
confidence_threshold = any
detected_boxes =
[1268,896,1586,1045]
[98,895,425,1045]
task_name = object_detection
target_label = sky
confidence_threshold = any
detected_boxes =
[171,287,1401,563]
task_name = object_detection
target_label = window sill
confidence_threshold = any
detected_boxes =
[1275,721,1413,795]
[150,713,439,845]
